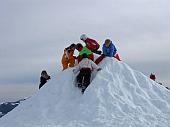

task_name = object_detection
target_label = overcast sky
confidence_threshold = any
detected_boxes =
[0,0,170,102]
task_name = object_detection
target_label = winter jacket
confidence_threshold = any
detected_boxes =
[79,47,92,55]
[61,47,75,70]
[84,38,100,50]
[73,58,100,74]
[63,47,75,59]
[102,41,117,57]
[77,47,94,63]
[39,73,50,89]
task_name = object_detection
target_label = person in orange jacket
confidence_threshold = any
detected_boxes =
[61,43,76,70]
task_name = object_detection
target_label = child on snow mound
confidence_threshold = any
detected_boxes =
[80,34,102,55]
[73,53,101,94]
[76,43,94,63]
[39,70,51,89]
[95,39,121,64]
[61,43,77,70]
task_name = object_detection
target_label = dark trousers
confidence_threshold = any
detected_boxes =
[39,77,47,89]
[77,68,91,89]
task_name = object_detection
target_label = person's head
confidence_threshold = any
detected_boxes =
[41,70,50,79]
[41,70,47,76]
[76,43,83,51]
[150,73,156,81]
[69,43,76,49]
[80,34,87,41]
[82,53,88,59]
[105,39,111,47]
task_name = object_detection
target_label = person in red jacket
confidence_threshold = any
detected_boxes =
[80,34,102,55]
[150,73,156,81]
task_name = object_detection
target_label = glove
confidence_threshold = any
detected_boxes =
[97,68,102,71]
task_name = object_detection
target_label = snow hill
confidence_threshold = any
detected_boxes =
[0,58,170,127]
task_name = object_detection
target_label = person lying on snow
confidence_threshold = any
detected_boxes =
[95,39,121,64]
[61,43,76,70]
[39,70,51,89]
[76,43,94,63]
[80,34,102,55]
[73,53,101,94]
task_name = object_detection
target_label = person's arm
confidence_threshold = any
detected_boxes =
[102,45,106,55]
[109,44,117,57]
[90,60,101,71]
[113,45,117,56]
[108,45,114,57]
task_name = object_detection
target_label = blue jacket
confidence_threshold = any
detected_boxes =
[102,41,117,57]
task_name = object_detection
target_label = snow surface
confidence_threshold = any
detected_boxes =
[0,58,170,127]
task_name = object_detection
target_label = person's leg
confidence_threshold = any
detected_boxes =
[113,53,121,61]
[81,71,91,93]
[76,72,83,88]
[95,54,105,64]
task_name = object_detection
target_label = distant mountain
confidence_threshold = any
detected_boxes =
[0,99,25,118]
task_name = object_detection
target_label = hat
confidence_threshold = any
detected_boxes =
[80,34,87,41]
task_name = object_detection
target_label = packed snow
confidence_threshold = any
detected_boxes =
[0,58,170,127]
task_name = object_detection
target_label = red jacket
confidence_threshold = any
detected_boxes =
[84,38,100,50]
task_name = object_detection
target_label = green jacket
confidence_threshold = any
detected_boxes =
[79,47,92,55]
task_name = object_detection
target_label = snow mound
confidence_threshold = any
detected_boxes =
[0,58,170,127]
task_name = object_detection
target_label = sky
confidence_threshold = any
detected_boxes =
[0,0,170,102]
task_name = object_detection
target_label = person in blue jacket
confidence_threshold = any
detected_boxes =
[102,39,117,57]
[95,39,121,64]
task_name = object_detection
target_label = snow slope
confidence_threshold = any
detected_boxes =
[0,58,170,127]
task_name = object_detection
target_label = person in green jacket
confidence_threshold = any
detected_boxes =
[76,43,94,63]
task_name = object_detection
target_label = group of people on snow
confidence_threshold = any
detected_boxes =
[61,34,121,71]
[60,34,121,93]
[38,34,121,92]
[39,34,169,93]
